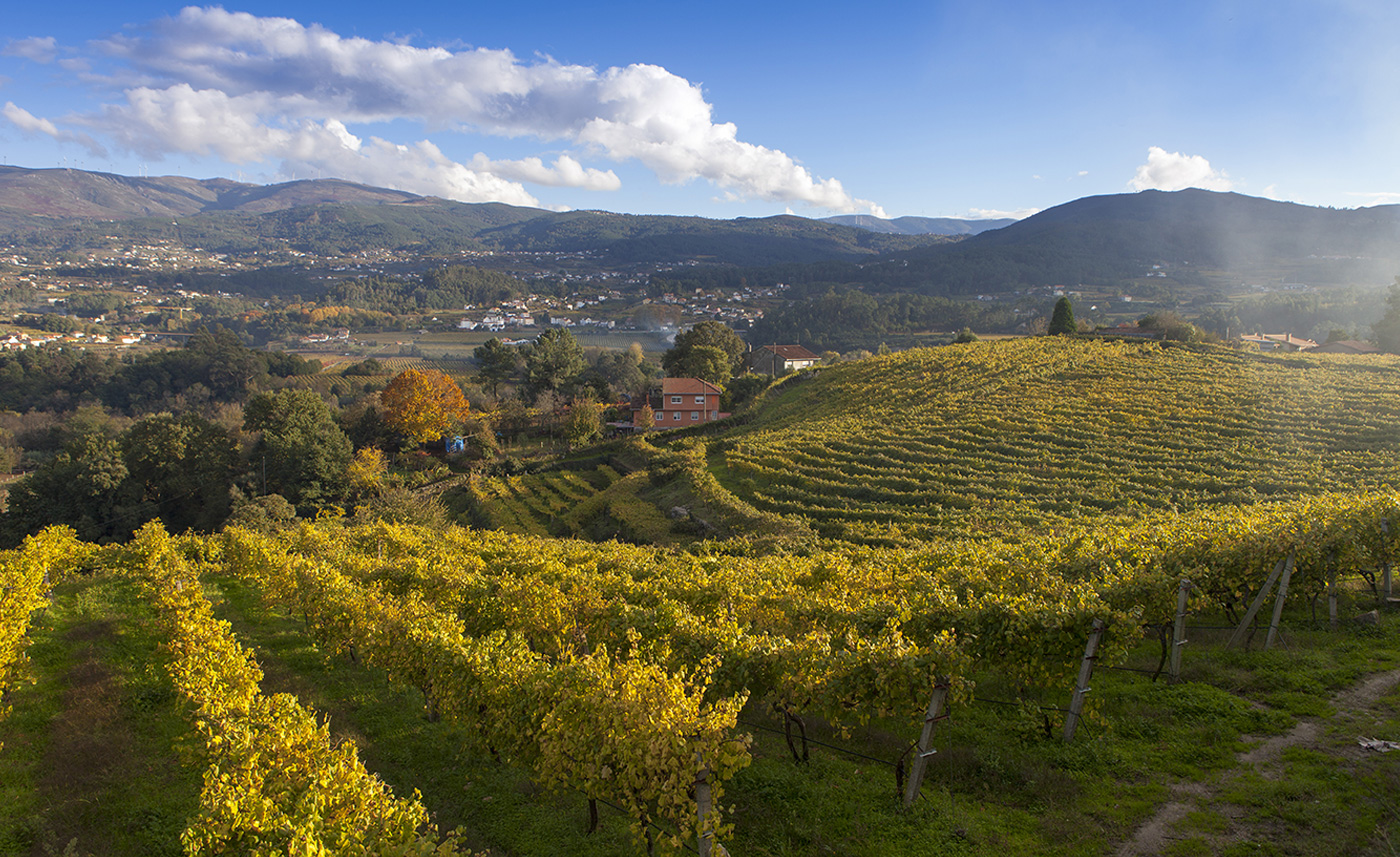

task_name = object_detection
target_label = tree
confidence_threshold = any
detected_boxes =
[244,389,353,512]
[635,403,656,430]
[473,338,519,399]
[566,396,604,449]
[122,413,237,533]
[380,368,471,444]
[1,433,137,546]
[662,322,745,383]
[522,329,585,402]
[665,344,733,385]
[1047,297,1077,335]
[1374,280,1400,354]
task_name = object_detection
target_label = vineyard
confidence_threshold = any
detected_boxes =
[5,339,1400,855]
[716,339,1400,545]
[5,487,1400,854]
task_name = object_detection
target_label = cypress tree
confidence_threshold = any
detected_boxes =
[1048,297,1077,335]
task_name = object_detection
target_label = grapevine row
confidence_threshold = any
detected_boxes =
[0,527,91,745]
[222,527,749,853]
[115,523,466,857]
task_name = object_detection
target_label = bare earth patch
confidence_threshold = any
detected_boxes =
[1116,667,1400,856]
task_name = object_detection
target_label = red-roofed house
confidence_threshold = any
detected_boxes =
[1240,332,1318,352]
[632,378,725,428]
[748,344,820,376]
[1308,339,1381,355]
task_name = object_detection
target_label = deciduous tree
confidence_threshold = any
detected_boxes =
[380,368,471,444]
[662,322,745,384]
[244,389,352,512]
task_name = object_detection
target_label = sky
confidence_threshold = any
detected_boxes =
[1,1,1398,221]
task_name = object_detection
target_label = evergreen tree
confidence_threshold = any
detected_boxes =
[1047,297,1077,335]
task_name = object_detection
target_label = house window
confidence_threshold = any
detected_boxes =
[694,395,705,403]
[673,412,681,420]
[690,411,699,420]
[671,395,682,404]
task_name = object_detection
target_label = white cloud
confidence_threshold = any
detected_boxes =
[3,101,105,154]
[1346,191,1400,206]
[1129,146,1233,192]
[968,207,1039,220]
[3,8,881,212]
[1076,170,1089,177]
[3,37,57,64]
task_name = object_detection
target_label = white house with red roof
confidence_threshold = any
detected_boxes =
[748,344,820,376]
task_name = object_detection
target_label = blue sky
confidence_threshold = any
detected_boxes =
[2,1,1397,220]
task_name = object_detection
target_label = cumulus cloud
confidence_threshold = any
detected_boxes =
[1,8,880,212]
[3,101,106,155]
[1130,146,1233,192]
[3,37,58,64]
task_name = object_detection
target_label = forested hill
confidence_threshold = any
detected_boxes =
[0,166,950,266]
[688,190,1400,297]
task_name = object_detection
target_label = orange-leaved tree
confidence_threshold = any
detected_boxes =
[380,368,471,444]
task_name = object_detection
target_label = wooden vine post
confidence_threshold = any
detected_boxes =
[1328,553,1339,632]
[1063,619,1105,743]
[1227,553,1293,649]
[902,679,950,808]
[1265,554,1295,651]
[695,755,714,857]
[1169,579,1191,683]
[1383,520,1394,603]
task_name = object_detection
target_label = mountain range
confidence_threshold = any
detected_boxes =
[2,166,1398,291]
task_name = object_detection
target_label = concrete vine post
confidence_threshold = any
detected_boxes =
[1063,619,1105,743]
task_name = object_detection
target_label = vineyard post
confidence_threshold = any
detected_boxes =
[1328,563,1338,631]
[902,678,950,808]
[1063,619,1105,743]
[1383,520,1393,602]
[1227,554,1289,649]
[1170,579,1190,683]
[695,755,713,857]
[1264,553,1295,651]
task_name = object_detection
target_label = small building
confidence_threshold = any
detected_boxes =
[1240,333,1318,352]
[1308,339,1381,355]
[632,378,725,428]
[748,344,820,376]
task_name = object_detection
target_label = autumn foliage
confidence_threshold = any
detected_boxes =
[380,368,471,443]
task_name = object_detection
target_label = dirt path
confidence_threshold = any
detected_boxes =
[1116,667,1400,856]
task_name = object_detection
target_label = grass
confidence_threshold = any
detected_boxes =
[0,576,201,857]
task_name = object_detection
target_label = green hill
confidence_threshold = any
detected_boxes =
[708,338,1400,544]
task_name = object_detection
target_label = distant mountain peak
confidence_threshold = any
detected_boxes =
[821,213,1016,236]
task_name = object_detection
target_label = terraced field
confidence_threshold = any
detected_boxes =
[469,465,623,536]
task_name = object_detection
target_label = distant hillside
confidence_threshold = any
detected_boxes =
[764,189,1400,296]
[0,166,424,219]
[0,165,951,266]
[822,214,1016,235]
